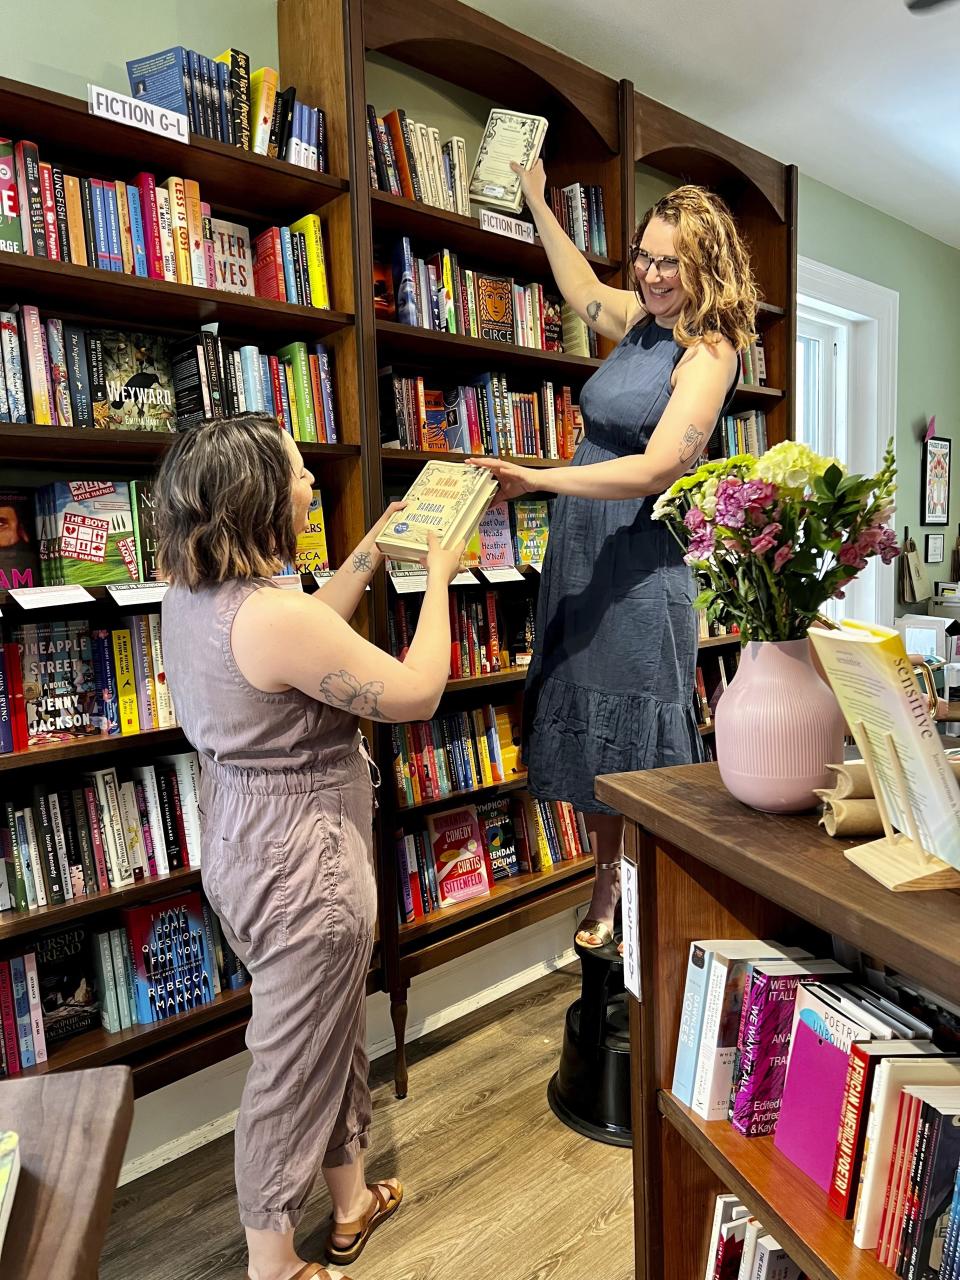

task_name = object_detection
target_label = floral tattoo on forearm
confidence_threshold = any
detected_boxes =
[586,300,602,324]
[678,424,706,466]
[319,670,386,719]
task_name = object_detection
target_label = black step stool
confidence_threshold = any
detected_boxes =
[547,925,632,1147]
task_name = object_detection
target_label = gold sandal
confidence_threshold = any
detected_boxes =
[325,1181,403,1266]
[575,860,621,949]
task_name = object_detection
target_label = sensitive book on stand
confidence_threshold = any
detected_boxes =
[375,461,499,561]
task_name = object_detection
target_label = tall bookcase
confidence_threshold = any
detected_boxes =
[0,68,376,1096]
[0,0,797,1101]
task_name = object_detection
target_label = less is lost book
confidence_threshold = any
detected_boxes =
[376,460,499,562]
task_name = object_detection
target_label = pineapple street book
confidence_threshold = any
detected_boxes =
[99,331,175,431]
[16,621,100,745]
[0,488,40,589]
[375,460,499,561]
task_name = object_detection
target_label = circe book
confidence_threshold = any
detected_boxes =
[376,461,499,562]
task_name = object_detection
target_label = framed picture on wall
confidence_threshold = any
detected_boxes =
[926,532,945,564]
[922,436,951,526]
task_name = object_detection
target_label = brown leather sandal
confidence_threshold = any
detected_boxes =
[324,1181,403,1266]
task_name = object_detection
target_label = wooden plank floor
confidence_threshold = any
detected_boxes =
[101,967,635,1280]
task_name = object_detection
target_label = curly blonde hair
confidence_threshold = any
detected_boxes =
[630,185,758,352]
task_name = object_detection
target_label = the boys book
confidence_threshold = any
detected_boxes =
[425,805,494,906]
[0,489,40,589]
[99,331,175,432]
[375,460,499,561]
[45,480,137,585]
[122,890,215,1023]
[34,923,99,1044]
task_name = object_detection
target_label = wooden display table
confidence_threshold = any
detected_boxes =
[596,763,960,1280]
[0,1066,133,1279]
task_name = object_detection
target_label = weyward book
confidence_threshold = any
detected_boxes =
[375,460,499,562]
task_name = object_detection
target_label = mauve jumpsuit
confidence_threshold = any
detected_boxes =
[162,576,377,1233]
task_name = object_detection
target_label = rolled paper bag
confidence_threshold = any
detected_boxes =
[821,761,875,800]
[816,796,884,838]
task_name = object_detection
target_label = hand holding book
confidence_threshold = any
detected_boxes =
[510,158,547,213]
[466,456,539,500]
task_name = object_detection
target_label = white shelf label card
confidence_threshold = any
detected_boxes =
[388,569,428,595]
[10,585,95,610]
[621,855,641,1001]
[312,570,335,584]
[451,569,481,587]
[528,561,544,574]
[106,581,169,606]
[271,574,304,591]
[481,566,525,584]
[479,207,535,243]
[88,84,189,144]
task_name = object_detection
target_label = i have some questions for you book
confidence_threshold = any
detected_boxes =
[376,460,499,562]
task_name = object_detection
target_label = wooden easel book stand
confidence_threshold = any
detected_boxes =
[847,721,960,892]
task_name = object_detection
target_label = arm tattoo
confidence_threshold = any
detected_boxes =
[678,424,706,466]
[351,551,373,574]
[586,299,602,324]
[319,669,386,720]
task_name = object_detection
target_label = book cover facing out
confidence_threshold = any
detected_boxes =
[426,805,493,906]
[99,331,175,432]
[34,922,99,1044]
[122,890,216,1023]
[49,480,137,586]
[0,488,40,589]
[375,460,499,561]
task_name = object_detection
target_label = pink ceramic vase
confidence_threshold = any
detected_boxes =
[713,637,845,814]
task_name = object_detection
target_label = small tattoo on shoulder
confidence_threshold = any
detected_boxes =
[319,669,386,720]
[678,424,706,466]
[586,300,602,323]
[352,551,373,573]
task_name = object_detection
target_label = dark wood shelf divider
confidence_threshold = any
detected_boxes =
[0,726,186,774]
[375,318,603,375]
[398,774,529,816]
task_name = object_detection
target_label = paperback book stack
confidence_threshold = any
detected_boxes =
[127,46,327,168]
[673,935,960,1276]
[0,751,200,912]
[547,183,608,258]
[380,235,570,353]
[172,330,337,441]
[702,1193,804,1280]
[379,369,581,459]
[395,789,589,921]
[366,105,469,215]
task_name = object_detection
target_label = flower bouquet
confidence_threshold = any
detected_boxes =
[652,440,899,641]
[652,440,900,812]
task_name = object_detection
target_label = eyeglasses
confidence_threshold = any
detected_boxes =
[632,251,681,280]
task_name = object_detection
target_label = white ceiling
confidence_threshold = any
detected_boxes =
[467,0,960,249]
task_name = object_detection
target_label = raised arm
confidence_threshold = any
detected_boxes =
[231,534,463,723]
[312,502,405,621]
[469,339,739,501]
[516,160,644,343]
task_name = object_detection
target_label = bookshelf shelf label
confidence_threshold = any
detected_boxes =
[388,567,428,594]
[479,208,536,244]
[87,84,189,144]
[621,854,641,1000]
[450,569,481,587]
[106,582,169,606]
[481,567,525,583]
[10,584,94,609]
[271,574,304,591]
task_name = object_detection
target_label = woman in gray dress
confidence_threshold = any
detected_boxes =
[471,165,757,949]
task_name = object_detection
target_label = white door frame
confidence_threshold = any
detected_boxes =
[797,256,899,628]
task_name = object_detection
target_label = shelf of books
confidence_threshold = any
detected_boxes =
[598,765,960,1280]
[0,7,377,1092]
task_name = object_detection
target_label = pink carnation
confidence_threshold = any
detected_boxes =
[773,544,794,572]
[685,526,716,562]
[714,477,748,528]
[684,507,707,532]
[750,523,782,556]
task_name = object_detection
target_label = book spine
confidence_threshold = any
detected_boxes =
[0,312,27,422]
[112,629,140,734]
[183,178,206,287]
[32,790,64,904]
[154,186,178,282]
[829,1044,871,1217]
[0,961,20,1073]
[164,177,192,284]
[9,955,35,1068]
[70,787,98,893]
[109,930,133,1028]
[47,791,74,900]
[51,164,71,260]
[93,931,121,1033]
[114,180,134,272]
[731,972,799,1136]
[83,784,111,891]
[101,771,133,885]
[22,952,47,1063]
[135,173,165,279]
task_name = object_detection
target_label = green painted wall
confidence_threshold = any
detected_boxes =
[0,1,278,101]
[799,174,960,554]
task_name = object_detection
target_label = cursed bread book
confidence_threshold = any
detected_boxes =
[375,461,499,562]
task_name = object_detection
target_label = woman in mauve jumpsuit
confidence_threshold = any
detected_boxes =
[156,413,464,1280]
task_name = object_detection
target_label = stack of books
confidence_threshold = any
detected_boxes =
[0,892,249,1073]
[395,790,589,920]
[703,1194,803,1280]
[0,752,201,912]
[365,106,469,215]
[127,47,326,168]
[380,235,567,351]
[712,411,768,460]
[547,183,608,258]
[738,335,767,387]
[380,369,581,459]
[673,936,960,1275]
[390,700,524,808]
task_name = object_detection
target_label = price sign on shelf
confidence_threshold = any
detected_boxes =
[9,585,95,610]
[106,581,169,606]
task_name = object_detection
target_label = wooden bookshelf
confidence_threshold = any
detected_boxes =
[698,634,741,650]
[380,447,570,471]
[397,773,529,816]
[0,45,379,1097]
[375,317,604,375]
[446,668,528,692]
[597,764,960,1280]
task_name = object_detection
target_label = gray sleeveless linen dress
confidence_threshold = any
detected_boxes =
[523,319,737,814]
[162,577,377,1233]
